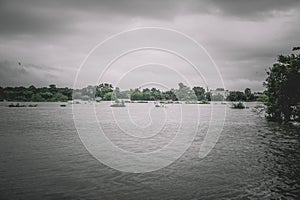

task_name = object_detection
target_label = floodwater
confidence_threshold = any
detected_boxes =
[0,102,299,199]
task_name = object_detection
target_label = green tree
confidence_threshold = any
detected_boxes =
[40,92,53,100]
[49,84,57,94]
[114,87,121,99]
[226,91,246,101]
[28,85,37,93]
[264,47,300,122]
[174,83,197,101]
[102,92,116,101]
[193,86,206,101]
[205,92,211,101]
[142,88,152,100]
[150,88,162,100]
[211,93,225,101]
[0,87,3,101]
[72,91,82,99]
[118,90,130,99]
[31,94,45,102]
[60,87,73,100]
[163,90,178,101]
[130,89,143,100]
[96,83,113,98]
[244,88,251,101]
[51,92,68,102]
[77,86,94,99]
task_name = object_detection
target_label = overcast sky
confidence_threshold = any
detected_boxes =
[0,0,299,91]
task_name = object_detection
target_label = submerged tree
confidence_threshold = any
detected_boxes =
[264,47,300,122]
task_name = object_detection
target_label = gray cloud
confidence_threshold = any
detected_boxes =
[1,0,299,36]
[0,61,47,86]
[206,0,300,20]
[0,0,299,91]
[0,60,75,87]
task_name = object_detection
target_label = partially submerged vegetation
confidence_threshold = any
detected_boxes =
[264,47,300,123]
[8,103,37,107]
[252,104,266,117]
[110,100,126,107]
[231,102,246,109]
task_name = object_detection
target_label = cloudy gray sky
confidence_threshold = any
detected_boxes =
[0,0,299,91]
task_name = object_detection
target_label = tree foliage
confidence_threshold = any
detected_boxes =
[193,86,206,101]
[95,83,113,98]
[0,85,71,102]
[244,88,252,101]
[174,83,197,101]
[226,91,246,101]
[264,48,300,122]
[0,82,264,104]
[211,93,225,101]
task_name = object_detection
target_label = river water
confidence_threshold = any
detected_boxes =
[0,102,299,199]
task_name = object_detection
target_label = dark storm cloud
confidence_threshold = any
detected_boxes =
[0,0,180,37]
[0,0,79,36]
[1,0,300,36]
[0,0,299,90]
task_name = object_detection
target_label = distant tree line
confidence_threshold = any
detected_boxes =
[92,82,263,102]
[0,83,264,103]
[226,88,259,102]
[94,83,214,102]
[0,84,72,102]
